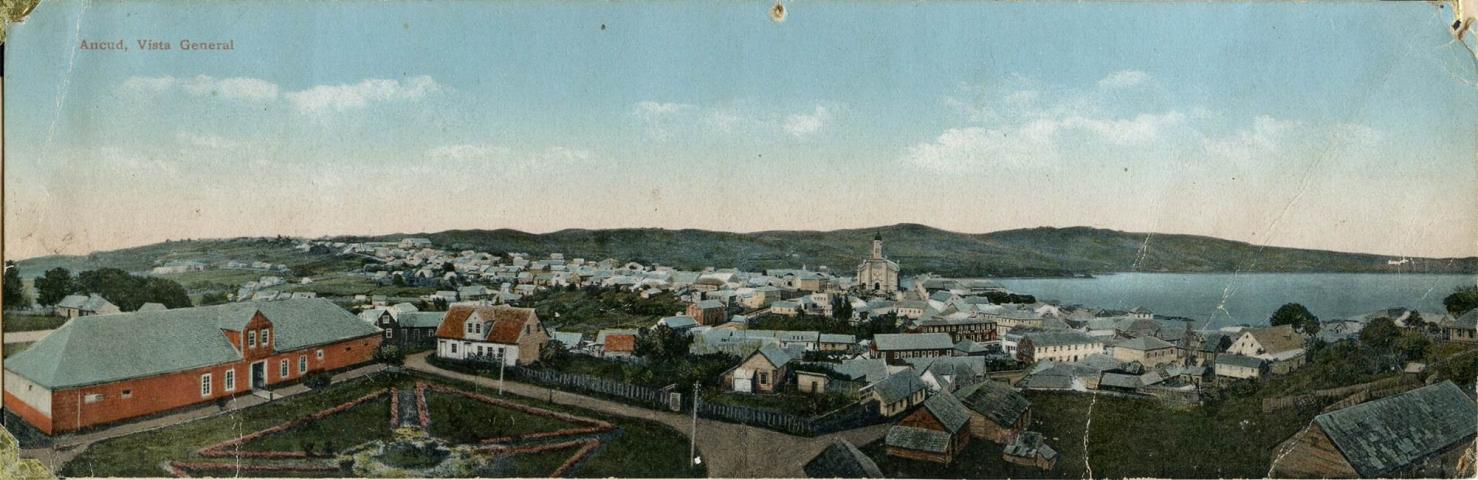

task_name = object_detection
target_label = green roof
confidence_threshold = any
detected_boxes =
[397,312,446,328]
[6,299,380,389]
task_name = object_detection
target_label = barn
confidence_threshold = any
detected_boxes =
[2,299,382,435]
[1269,381,1477,478]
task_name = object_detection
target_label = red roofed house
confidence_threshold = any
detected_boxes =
[435,305,550,366]
[602,334,638,359]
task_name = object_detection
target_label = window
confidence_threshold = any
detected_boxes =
[260,329,270,347]
[248,331,257,348]
[84,393,103,404]
[121,389,133,399]
[225,370,236,391]
[298,355,307,374]
[316,349,324,360]
[759,372,769,385]
[201,374,213,396]
[385,329,394,339]
[450,343,458,354]
[280,359,289,378]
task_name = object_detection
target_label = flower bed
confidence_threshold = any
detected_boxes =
[549,439,602,478]
[196,389,390,459]
[389,387,401,429]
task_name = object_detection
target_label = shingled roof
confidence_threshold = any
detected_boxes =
[921,391,972,433]
[804,440,883,478]
[435,305,539,344]
[6,299,379,389]
[1243,324,1305,355]
[958,381,1030,426]
[885,426,951,454]
[1313,381,1477,477]
[873,333,954,351]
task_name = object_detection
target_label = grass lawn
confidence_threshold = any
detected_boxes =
[3,313,66,332]
[277,272,434,298]
[864,390,1321,479]
[239,397,393,452]
[4,342,34,358]
[425,391,577,443]
[500,448,578,477]
[704,390,854,416]
[60,371,702,478]
[528,288,684,335]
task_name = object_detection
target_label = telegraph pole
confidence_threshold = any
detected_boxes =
[690,381,700,468]
[498,354,505,396]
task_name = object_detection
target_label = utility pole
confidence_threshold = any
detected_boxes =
[690,381,700,468]
[498,354,506,396]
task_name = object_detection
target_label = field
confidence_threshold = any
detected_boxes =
[59,371,701,478]
[3,342,34,358]
[864,388,1321,478]
[527,288,685,335]
[2,313,66,332]
[424,391,577,443]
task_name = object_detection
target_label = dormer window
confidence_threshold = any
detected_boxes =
[260,328,270,347]
[248,331,257,348]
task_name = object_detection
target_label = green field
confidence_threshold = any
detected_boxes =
[60,372,701,478]
[2,313,66,332]
[240,397,394,453]
[527,288,684,335]
[425,391,577,443]
[4,342,34,358]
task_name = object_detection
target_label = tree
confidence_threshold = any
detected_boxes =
[34,267,74,306]
[74,268,190,310]
[1360,317,1400,350]
[538,339,570,367]
[832,296,853,320]
[392,273,406,287]
[636,325,688,361]
[3,261,31,309]
[1269,303,1320,335]
[1445,286,1478,316]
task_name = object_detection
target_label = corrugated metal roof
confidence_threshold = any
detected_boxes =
[1315,381,1477,477]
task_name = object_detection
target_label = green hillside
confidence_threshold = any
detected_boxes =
[16,225,1476,279]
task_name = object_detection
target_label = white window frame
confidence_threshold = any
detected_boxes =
[279,359,289,378]
[248,331,257,348]
[298,355,307,374]
[316,349,325,360]
[84,393,103,404]
[260,329,270,347]
[201,373,213,397]
[224,369,236,392]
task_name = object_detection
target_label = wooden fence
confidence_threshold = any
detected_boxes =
[507,366,672,409]
[1261,375,1421,413]
[695,397,882,437]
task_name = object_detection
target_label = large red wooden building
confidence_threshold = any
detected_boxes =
[3,299,381,435]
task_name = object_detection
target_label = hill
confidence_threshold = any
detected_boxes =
[16,225,1476,279]
[334,224,1476,277]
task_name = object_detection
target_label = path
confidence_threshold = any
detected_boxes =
[404,352,889,478]
[4,329,55,344]
[17,363,388,473]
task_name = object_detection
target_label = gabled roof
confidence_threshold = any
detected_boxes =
[958,381,1030,426]
[871,371,927,405]
[397,312,446,329]
[58,294,116,312]
[1216,353,1265,369]
[885,426,951,453]
[6,299,378,389]
[921,391,971,433]
[873,333,954,351]
[435,305,539,344]
[804,440,883,478]
[1454,310,1477,330]
[755,344,795,368]
[1243,324,1305,354]
[819,333,857,344]
[604,334,637,353]
[1114,335,1175,351]
[1023,331,1099,347]
[1314,381,1477,477]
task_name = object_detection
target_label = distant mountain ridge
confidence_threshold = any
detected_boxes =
[17,224,1476,278]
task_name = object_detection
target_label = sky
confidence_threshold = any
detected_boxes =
[5,1,1477,260]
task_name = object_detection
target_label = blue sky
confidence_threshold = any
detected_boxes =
[6,1,1476,260]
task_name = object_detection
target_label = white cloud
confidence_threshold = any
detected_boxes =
[122,75,280,102]
[425,144,593,167]
[175,132,241,150]
[1203,115,1301,164]
[427,144,513,161]
[783,106,832,138]
[1059,112,1185,145]
[905,125,1057,173]
[285,76,441,114]
[1098,70,1150,89]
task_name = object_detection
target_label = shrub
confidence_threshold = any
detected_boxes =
[305,373,332,390]
[375,346,406,366]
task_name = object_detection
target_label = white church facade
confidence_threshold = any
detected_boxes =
[856,232,900,293]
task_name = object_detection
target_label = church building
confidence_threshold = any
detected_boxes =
[857,232,900,293]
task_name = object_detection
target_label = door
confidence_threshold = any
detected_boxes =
[251,361,266,389]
